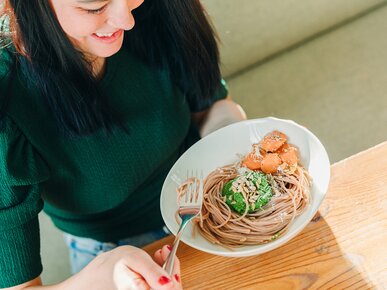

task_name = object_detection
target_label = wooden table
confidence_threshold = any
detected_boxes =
[144,142,387,289]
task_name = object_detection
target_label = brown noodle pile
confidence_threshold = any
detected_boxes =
[177,162,311,248]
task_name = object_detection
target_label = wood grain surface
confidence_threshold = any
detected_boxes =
[144,142,387,290]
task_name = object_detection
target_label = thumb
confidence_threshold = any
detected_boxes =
[114,262,150,290]
[116,246,178,290]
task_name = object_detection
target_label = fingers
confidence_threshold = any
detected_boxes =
[153,244,170,266]
[118,246,181,290]
[153,245,181,279]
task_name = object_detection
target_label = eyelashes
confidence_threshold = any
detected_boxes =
[85,4,108,14]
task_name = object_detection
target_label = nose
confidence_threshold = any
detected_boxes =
[107,0,143,30]
[107,11,135,30]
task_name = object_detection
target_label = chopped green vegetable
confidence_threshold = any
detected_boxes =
[222,171,272,215]
[271,232,280,241]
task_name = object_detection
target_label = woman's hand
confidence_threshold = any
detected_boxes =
[8,245,181,290]
[61,245,182,290]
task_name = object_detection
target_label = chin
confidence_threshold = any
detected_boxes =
[95,45,122,58]
[91,38,124,58]
[97,49,121,58]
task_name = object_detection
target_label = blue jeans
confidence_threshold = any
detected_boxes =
[64,227,170,274]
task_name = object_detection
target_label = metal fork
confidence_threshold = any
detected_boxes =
[163,169,203,275]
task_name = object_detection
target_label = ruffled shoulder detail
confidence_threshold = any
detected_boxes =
[0,117,50,187]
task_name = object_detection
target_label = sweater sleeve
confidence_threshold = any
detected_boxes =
[0,118,50,288]
[189,79,229,112]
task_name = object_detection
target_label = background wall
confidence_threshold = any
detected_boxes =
[225,4,387,163]
[202,0,386,77]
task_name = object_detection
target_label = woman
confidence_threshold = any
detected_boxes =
[0,0,246,289]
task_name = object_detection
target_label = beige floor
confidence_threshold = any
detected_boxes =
[40,5,387,285]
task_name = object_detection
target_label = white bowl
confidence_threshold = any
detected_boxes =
[160,117,330,257]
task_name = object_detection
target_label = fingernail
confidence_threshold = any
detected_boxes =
[174,274,180,282]
[158,276,171,285]
[167,245,172,251]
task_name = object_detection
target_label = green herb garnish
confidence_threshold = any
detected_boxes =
[222,171,273,214]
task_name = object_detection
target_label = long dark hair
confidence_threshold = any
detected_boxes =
[0,0,222,136]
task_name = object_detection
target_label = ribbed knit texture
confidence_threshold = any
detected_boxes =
[0,47,227,287]
[0,218,42,287]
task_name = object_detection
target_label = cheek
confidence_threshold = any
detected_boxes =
[57,10,104,38]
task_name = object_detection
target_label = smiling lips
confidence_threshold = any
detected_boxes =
[92,29,123,43]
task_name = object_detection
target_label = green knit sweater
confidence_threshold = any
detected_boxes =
[0,47,227,287]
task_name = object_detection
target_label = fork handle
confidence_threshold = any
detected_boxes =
[163,218,190,275]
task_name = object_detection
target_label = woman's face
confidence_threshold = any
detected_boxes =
[49,0,144,59]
